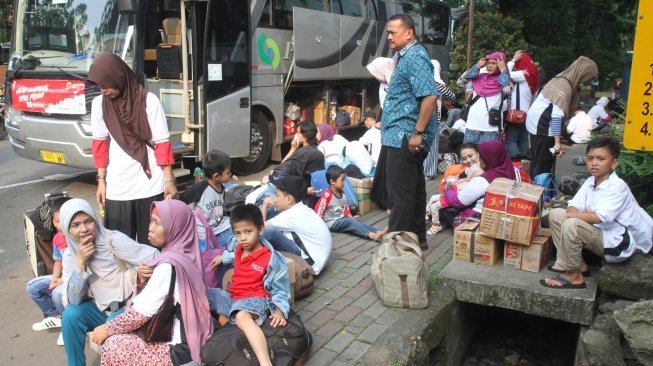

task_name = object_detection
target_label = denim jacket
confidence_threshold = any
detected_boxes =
[223,236,291,318]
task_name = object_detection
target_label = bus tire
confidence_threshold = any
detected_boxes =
[231,110,271,176]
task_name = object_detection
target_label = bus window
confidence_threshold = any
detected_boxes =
[331,0,363,17]
[422,0,449,46]
[258,0,272,27]
[274,0,325,29]
[365,0,388,21]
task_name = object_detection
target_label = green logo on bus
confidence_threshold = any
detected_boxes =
[258,33,280,69]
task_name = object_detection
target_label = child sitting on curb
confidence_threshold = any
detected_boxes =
[540,137,653,289]
[315,165,387,241]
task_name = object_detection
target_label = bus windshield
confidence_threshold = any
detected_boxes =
[10,0,134,72]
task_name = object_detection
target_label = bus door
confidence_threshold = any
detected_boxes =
[203,0,250,157]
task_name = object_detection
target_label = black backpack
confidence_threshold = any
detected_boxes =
[201,310,312,366]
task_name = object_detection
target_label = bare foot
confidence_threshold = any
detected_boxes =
[543,272,585,287]
[386,209,391,215]
[368,232,381,241]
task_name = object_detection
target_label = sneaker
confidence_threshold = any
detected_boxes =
[57,332,64,346]
[32,316,61,331]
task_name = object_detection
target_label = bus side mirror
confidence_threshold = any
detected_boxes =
[118,0,136,14]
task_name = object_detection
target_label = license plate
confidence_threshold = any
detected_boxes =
[40,150,66,165]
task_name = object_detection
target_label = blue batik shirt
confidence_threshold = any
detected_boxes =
[381,40,439,151]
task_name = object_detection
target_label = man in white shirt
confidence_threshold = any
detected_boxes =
[358,111,382,164]
[564,106,592,144]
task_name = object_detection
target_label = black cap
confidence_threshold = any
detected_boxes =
[363,111,377,120]
[269,175,307,203]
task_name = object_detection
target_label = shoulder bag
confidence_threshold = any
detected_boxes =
[138,267,177,342]
[504,83,527,124]
[486,97,503,127]
[193,208,224,288]
[458,95,480,121]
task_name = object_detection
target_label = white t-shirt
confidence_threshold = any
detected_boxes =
[452,119,466,133]
[566,111,592,143]
[358,127,381,164]
[526,94,565,136]
[507,62,535,111]
[345,140,375,175]
[267,202,332,275]
[466,92,507,132]
[318,135,348,164]
[587,104,609,129]
[91,93,170,200]
[131,263,182,345]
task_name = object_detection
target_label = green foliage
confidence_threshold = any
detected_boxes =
[449,12,531,94]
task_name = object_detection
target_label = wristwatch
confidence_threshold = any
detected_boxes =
[413,129,424,135]
[96,174,106,181]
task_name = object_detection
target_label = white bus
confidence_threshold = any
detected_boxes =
[5,0,452,175]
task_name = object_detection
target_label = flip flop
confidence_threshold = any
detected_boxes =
[546,265,592,277]
[540,274,587,289]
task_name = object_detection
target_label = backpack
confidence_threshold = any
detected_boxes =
[532,173,557,203]
[201,310,312,366]
[371,232,429,309]
[335,109,351,127]
[437,152,459,174]
[224,185,256,215]
[438,163,467,194]
[281,251,316,301]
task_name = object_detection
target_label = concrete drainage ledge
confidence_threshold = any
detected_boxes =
[360,283,456,366]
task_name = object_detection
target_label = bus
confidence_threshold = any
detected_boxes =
[4,0,452,175]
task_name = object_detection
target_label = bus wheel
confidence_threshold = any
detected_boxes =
[232,110,271,176]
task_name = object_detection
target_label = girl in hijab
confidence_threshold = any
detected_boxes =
[459,51,511,144]
[587,96,612,131]
[90,199,213,366]
[59,199,159,366]
[439,140,516,228]
[366,57,395,111]
[505,50,540,159]
[423,59,457,179]
[88,53,177,244]
[526,56,598,178]
[317,122,349,166]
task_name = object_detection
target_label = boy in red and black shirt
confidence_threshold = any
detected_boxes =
[207,204,290,366]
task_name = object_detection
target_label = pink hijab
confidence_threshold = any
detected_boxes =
[471,51,506,97]
[147,200,213,362]
[317,122,334,142]
[478,140,515,183]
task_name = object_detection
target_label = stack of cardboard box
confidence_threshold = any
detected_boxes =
[349,177,378,215]
[453,178,548,270]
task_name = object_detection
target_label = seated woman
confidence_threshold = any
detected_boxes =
[439,140,516,228]
[90,199,213,365]
[317,122,348,166]
[60,199,160,366]
[587,96,612,132]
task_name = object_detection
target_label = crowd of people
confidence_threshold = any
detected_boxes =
[23,13,653,366]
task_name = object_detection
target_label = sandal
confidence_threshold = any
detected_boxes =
[427,224,443,235]
[32,316,61,331]
[540,274,587,289]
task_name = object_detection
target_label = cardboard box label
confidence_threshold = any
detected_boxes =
[453,219,500,265]
[503,243,523,269]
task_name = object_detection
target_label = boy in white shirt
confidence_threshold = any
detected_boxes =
[541,137,653,289]
[564,105,592,144]
[261,175,332,275]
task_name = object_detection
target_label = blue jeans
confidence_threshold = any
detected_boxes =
[463,129,500,144]
[207,288,269,326]
[26,275,65,317]
[329,217,377,238]
[505,123,529,158]
[262,227,302,256]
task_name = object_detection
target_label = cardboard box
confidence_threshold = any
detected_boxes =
[453,219,500,265]
[480,178,544,245]
[314,100,327,124]
[503,242,523,269]
[342,105,361,125]
[357,199,379,215]
[349,177,372,203]
[520,228,552,272]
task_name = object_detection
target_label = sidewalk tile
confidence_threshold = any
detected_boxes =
[362,300,387,318]
[375,308,404,325]
[351,289,378,309]
[336,341,370,364]
[315,320,345,339]
[307,308,338,327]
[345,314,374,335]
[323,331,355,353]
[322,286,350,300]
[358,322,390,343]
[334,305,363,323]
[305,348,338,366]
[326,295,355,311]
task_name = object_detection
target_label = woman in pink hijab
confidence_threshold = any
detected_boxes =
[458,51,511,144]
[91,199,213,365]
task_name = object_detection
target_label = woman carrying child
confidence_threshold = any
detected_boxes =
[439,140,515,228]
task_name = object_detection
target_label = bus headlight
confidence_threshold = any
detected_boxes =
[78,113,93,135]
[5,106,24,128]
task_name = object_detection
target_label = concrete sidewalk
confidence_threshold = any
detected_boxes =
[299,143,590,365]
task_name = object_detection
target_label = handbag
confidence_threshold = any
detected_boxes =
[504,83,527,124]
[193,209,224,288]
[485,97,502,127]
[458,95,480,121]
[138,267,177,342]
